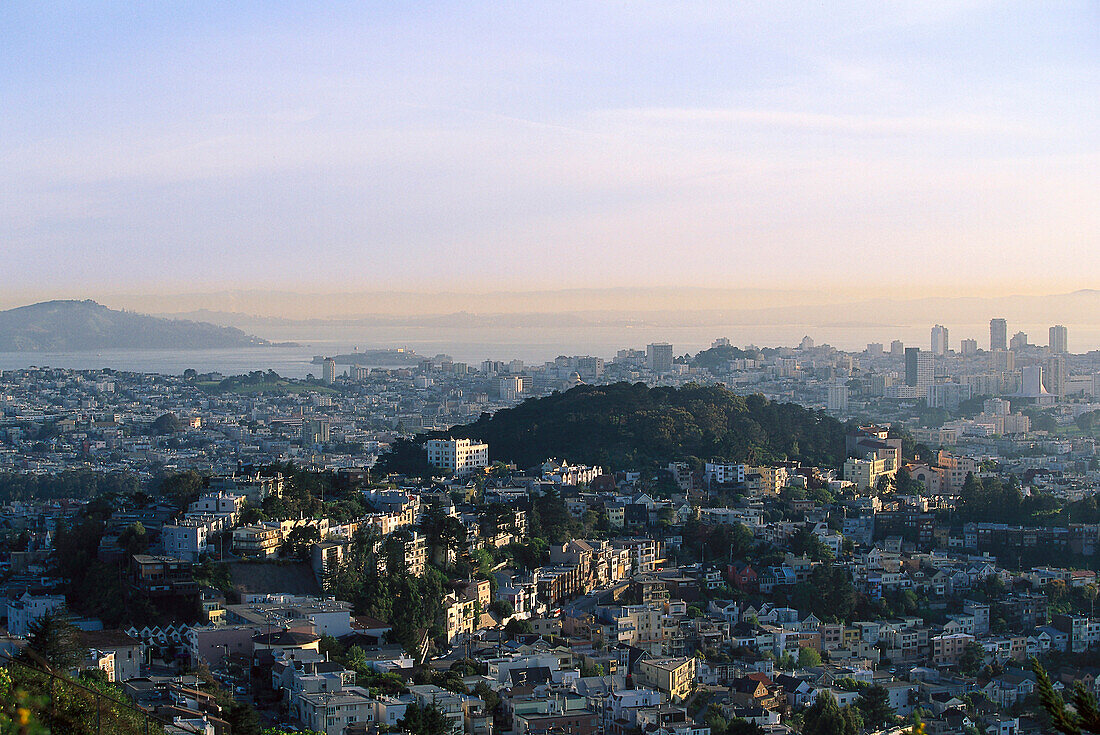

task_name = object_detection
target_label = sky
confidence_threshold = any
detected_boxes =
[1,1,1098,302]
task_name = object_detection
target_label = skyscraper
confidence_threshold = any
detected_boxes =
[646,343,674,374]
[1010,331,1029,351]
[1044,355,1066,397]
[890,340,904,357]
[930,325,949,355]
[1049,325,1068,354]
[960,339,978,356]
[905,347,934,395]
[322,357,337,384]
[990,318,1007,351]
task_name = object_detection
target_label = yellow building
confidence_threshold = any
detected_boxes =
[634,656,697,702]
[843,456,896,491]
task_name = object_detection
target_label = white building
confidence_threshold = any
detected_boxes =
[187,491,245,519]
[827,384,849,413]
[931,325,949,355]
[6,593,67,637]
[647,343,674,374]
[425,438,489,477]
[162,519,214,562]
[704,463,746,487]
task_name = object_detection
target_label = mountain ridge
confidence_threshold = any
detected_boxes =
[0,300,273,351]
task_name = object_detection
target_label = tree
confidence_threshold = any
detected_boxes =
[22,611,83,671]
[798,646,822,668]
[282,525,320,560]
[117,521,148,556]
[958,642,985,676]
[504,619,534,636]
[726,719,765,735]
[856,684,894,729]
[151,412,182,435]
[790,526,834,562]
[894,466,913,494]
[399,701,452,735]
[226,701,263,735]
[802,692,860,735]
[1033,657,1100,734]
[489,600,514,618]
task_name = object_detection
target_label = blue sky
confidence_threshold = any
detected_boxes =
[1,1,1097,298]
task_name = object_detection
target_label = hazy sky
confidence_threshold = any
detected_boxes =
[2,2,1097,298]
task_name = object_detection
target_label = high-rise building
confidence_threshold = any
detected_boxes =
[866,343,883,357]
[904,347,934,395]
[575,356,604,381]
[1049,325,1068,354]
[960,339,978,356]
[425,438,489,477]
[890,340,905,357]
[646,343,674,374]
[930,325,949,355]
[1044,355,1066,397]
[990,349,1015,371]
[322,357,337,384]
[1010,331,1029,351]
[827,384,849,413]
[990,318,1008,351]
[499,375,523,401]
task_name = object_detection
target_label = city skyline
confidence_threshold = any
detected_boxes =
[2,2,1097,295]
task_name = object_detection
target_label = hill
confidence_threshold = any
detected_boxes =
[424,382,845,470]
[0,300,271,350]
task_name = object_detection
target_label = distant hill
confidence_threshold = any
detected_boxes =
[418,382,845,470]
[0,300,272,350]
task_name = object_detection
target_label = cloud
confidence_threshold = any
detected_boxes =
[595,107,1034,137]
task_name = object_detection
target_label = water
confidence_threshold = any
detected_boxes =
[1,321,1097,377]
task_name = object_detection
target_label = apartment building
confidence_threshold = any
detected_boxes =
[426,438,489,477]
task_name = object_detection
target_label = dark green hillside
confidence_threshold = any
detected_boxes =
[437,382,844,470]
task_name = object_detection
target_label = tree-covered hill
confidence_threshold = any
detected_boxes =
[428,382,845,470]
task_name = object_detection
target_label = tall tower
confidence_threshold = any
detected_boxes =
[646,343,673,374]
[930,325,949,355]
[322,357,337,384]
[1044,355,1066,397]
[905,347,934,395]
[990,318,1008,351]
[1049,325,1068,354]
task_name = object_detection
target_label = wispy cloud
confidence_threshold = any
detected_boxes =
[598,108,1035,137]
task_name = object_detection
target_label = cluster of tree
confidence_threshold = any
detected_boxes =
[800,691,863,735]
[1076,410,1100,435]
[399,701,457,735]
[325,527,449,654]
[380,383,845,473]
[150,412,182,435]
[785,565,857,622]
[691,345,760,374]
[788,526,835,562]
[681,519,757,566]
[0,470,139,502]
[51,516,163,627]
[954,472,1063,526]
